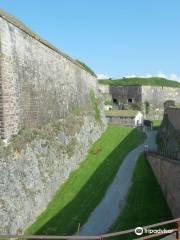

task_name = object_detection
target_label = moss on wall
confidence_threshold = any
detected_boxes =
[89,89,102,125]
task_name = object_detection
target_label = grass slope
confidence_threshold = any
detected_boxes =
[110,154,172,240]
[98,77,180,88]
[27,126,145,235]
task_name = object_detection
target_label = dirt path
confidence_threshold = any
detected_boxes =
[80,130,157,235]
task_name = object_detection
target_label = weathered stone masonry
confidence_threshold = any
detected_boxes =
[0,10,107,234]
[0,10,99,139]
[0,45,3,137]
[98,84,180,119]
[147,154,180,217]
[147,107,180,217]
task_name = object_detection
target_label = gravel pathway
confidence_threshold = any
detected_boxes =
[80,130,157,235]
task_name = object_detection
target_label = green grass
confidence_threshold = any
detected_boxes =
[98,77,180,88]
[109,154,172,240]
[153,120,162,130]
[27,126,145,235]
[105,110,138,117]
[153,120,162,127]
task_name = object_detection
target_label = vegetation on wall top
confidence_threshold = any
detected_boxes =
[0,8,95,77]
[98,77,180,88]
[76,60,97,77]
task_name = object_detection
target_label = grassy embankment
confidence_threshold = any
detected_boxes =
[110,154,172,240]
[98,77,180,88]
[153,120,162,128]
[27,126,145,235]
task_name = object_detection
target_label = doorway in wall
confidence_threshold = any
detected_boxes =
[128,98,133,103]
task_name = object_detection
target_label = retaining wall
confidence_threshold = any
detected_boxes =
[147,153,180,217]
[0,12,98,139]
[0,10,107,234]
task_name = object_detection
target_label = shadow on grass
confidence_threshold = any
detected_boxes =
[30,128,145,236]
[109,153,173,240]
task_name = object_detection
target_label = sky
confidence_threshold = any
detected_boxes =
[0,0,180,80]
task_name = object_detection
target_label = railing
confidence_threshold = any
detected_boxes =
[148,150,180,161]
[0,218,180,240]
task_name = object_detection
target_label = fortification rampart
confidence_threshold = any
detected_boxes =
[157,107,180,154]
[98,83,180,119]
[0,13,98,139]
[147,153,180,217]
[0,11,107,234]
[166,107,180,130]
[142,86,180,104]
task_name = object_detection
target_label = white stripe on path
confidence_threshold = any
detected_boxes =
[80,130,157,235]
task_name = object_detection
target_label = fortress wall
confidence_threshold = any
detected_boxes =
[98,84,112,102]
[142,86,180,104]
[0,16,97,139]
[157,110,180,154]
[109,85,142,103]
[142,86,180,119]
[0,113,105,234]
[147,154,180,217]
[166,107,180,131]
[0,13,107,234]
[0,53,3,137]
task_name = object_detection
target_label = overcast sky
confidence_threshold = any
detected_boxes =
[1,0,180,80]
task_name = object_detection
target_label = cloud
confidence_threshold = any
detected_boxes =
[157,72,180,82]
[169,73,180,81]
[157,72,167,78]
[125,72,180,82]
[97,73,110,79]
[124,74,136,78]
[97,72,180,82]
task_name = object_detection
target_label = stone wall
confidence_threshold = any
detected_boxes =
[142,86,180,104]
[166,107,180,131]
[147,153,180,217]
[0,15,98,139]
[0,112,105,234]
[109,85,142,104]
[106,116,135,126]
[98,84,112,102]
[157,110,180,154]
[0,11,107,234]
[142,86,180,120]
[98,84,180,120]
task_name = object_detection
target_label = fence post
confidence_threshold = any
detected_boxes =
[176,220,180,240]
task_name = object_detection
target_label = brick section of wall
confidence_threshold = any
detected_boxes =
[147,153,180,217]
[0,17,98,139]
